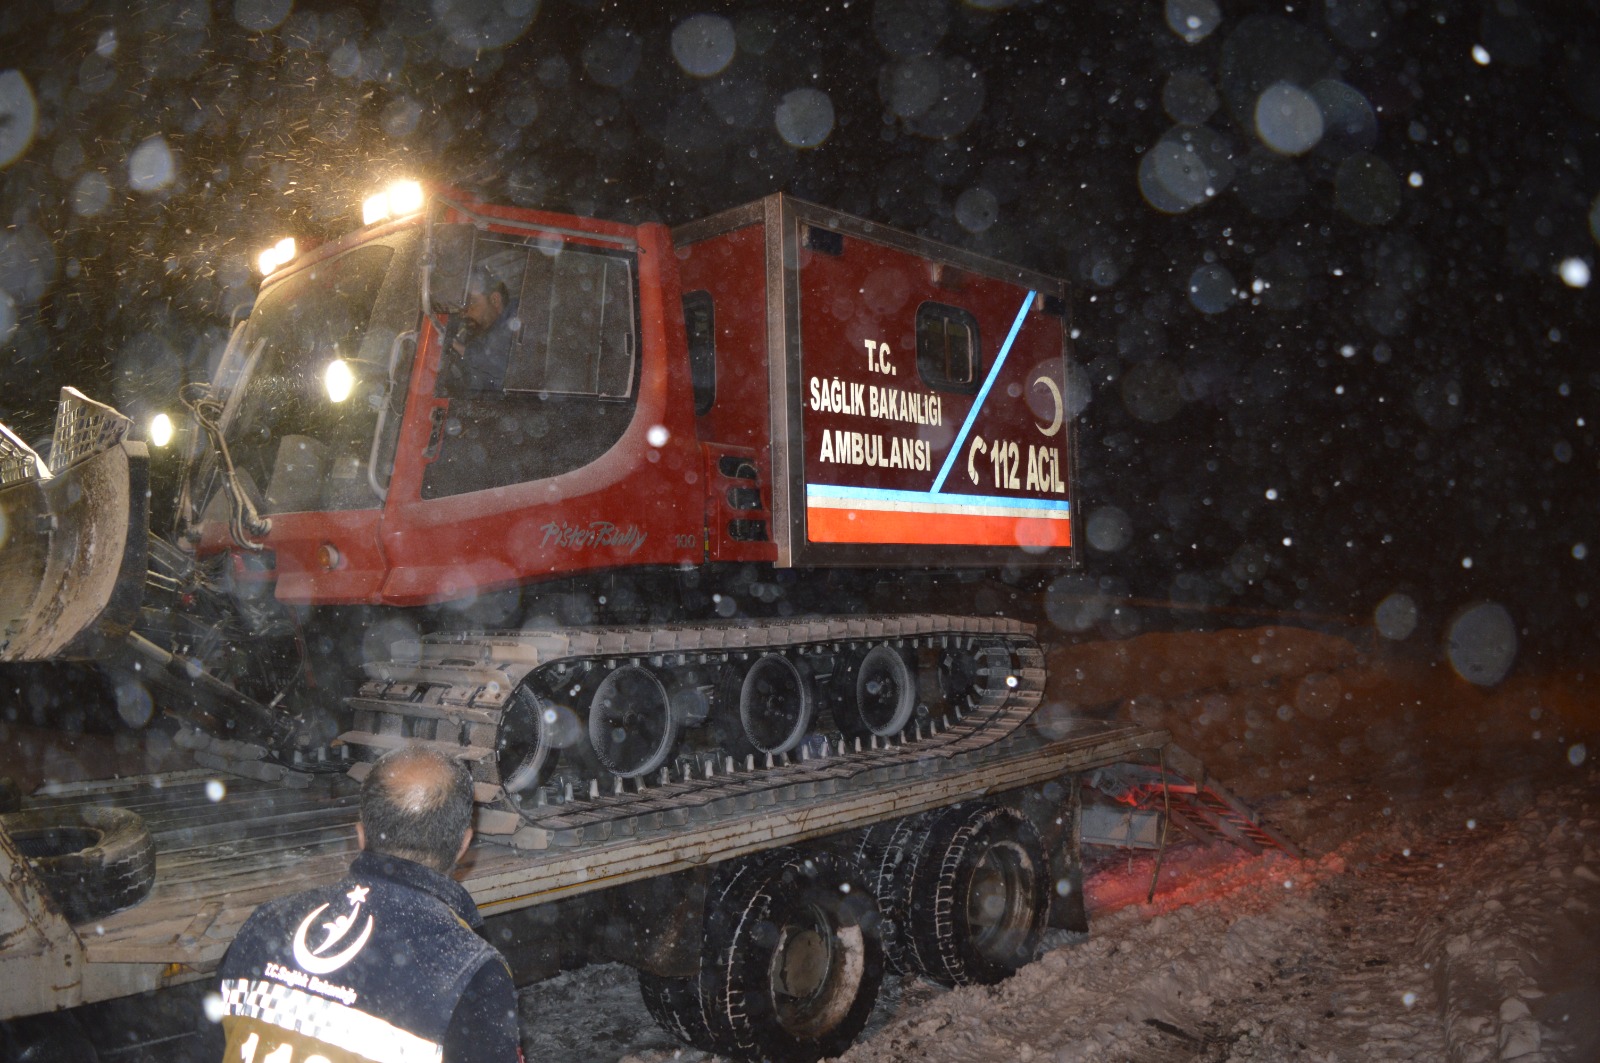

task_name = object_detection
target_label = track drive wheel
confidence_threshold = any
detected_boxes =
[936,641,984,709]
[699,850,885,1063]
[902,803,1050,986]
[495,684,560,795]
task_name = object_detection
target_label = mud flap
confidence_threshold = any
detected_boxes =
[0,390,149,662]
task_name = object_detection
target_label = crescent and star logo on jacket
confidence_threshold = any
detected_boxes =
[291,885,376,975]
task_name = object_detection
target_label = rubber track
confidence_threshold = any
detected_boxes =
[340,615,1044,841]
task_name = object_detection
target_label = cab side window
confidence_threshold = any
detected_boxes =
[505,245,635,398]
[423,234,640,500]
[437,238,635,401]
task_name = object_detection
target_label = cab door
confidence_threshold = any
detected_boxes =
[377,216,702,607]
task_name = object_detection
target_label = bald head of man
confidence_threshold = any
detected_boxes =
[357,746,475,873]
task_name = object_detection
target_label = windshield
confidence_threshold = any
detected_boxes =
[218,230,420,514]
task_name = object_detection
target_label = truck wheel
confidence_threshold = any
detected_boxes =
[903,803,1049,986]
[701,851,884,1063]
[729,653,815,757]
[587,665,679,779]
[1,806,155,923]
[637,971,725,1057]
[1,1010,102,1062]
[835,644,917,739]
[850,814,932,974]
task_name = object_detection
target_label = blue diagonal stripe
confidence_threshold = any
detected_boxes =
[930,290,1037,495]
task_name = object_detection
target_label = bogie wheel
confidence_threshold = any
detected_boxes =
[700,850,885,1062]
[1,805,156,923]
[587,664,680,779]
[733,653,815,756]
[494,684,560,795]
[835,644,917,739]
[903,803,1050,986]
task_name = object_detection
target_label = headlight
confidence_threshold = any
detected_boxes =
[149,412,174,447]
[324,359,355,403]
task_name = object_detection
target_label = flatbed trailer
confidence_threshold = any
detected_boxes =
[0,710,1292,1030]
[4,716,1187,1015]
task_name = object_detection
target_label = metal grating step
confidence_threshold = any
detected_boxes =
[1083,744,1300,857]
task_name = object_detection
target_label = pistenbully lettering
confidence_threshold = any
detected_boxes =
[541,521,649,554]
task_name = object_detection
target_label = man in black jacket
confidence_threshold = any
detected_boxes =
[215,746,521,1062]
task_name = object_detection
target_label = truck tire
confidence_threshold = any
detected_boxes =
[902,803,1049,986]
[638,970,723,1056]
[1,1010,102,1062]
[2,805,156,923]
[699,850,884,1063]
[850,813,933,974]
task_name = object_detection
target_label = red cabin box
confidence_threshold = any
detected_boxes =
[676,195,1078,573]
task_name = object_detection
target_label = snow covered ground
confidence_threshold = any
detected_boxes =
[516,631,1599,1062]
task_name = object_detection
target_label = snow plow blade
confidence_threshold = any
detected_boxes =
[0,389,149,662]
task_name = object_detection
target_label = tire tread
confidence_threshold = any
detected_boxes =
[904,803,1049,987]
[1,805,156,923]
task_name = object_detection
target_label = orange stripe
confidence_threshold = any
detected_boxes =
[808,506,1072,548]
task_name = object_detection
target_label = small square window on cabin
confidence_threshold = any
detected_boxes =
[915,302,982,394]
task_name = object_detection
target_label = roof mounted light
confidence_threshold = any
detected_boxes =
[256,236,296,276]
[362,179,425,226]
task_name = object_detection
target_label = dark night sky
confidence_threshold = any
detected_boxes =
[0,0,1593,665]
